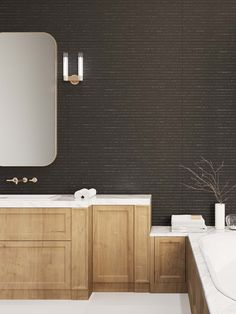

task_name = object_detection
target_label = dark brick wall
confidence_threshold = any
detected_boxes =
[0,0,236,225]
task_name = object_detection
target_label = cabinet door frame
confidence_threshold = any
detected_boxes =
[0,241,71,290]
[155,237,186,283]
[93,205,134,283]
[0,208,71,240]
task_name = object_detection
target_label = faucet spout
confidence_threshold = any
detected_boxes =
[6,177,19,185]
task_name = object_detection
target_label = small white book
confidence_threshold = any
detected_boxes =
[171,214,207,231]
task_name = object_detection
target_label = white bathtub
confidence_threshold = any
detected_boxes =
[200,232,236,301]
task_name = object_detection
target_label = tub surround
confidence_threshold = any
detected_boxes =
[150,226,236,314]
[189,230,236,314]
[200,233,236,302]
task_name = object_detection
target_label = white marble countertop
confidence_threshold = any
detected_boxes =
[150,226,236,314]
[150,226,189,236]
[0,194,151,208]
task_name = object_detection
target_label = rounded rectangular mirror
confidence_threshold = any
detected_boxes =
[0,32,57,166]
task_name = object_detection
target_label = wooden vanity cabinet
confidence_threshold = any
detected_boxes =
[93,205,151,292]
[150,236,187,293]
[0,203,150,299]
[0,207,92,300]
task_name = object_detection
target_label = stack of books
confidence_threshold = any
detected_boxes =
[171,215,207,233]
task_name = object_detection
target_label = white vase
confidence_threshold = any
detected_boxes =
[215,203,225,230]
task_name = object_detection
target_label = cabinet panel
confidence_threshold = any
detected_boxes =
[0,241,71,289]
[93,205,133,283]
[155,237,185,283]
[134,206,150,285]
[71,206,93,299]
[0,208,71,240]
[187,239,210,314]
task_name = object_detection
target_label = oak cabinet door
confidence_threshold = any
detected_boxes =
[155,237,186,283]
[0,241,71,289]
[93,205,134,283]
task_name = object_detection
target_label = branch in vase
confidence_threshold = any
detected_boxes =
[180,157,235,204]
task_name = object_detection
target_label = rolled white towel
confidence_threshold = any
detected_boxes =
[87,188,97,199]
[74,188,97,200]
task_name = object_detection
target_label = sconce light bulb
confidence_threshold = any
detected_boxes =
[78,52,83,81]
[63,52,68,81]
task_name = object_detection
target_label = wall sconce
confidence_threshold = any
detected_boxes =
[63,52,83,85]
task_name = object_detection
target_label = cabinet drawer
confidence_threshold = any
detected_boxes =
[0,241,71,289]
[0,208,71,240]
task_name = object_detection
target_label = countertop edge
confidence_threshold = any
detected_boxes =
[0,194,152,208]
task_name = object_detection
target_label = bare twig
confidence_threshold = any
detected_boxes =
[180,158,235,204]
[182,184,214,193]
[180,165,214,188]
[221,184,236,198]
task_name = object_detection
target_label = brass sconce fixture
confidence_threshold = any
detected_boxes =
[63,52,83,85]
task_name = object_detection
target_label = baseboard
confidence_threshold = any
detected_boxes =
[0,289,91,300]
[71,289,92,300]
[150,282,187,293]
[134,283,150,292]
[93,283,134,292]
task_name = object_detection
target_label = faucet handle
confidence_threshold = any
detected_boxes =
[6,177,37,184]
[29,177,38,183]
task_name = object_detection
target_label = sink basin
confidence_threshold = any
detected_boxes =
[0,194,58,200]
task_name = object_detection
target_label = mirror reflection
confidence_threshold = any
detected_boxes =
[0,32,57,166]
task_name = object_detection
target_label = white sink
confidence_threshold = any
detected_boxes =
[0,194,59,200]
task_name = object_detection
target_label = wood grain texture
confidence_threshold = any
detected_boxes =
[187,238,210,314]
[0,241,71,290]
[0,289,72,300]
[71,206,92,299]
[155,237,186,283]
[0,208,71,240]
[0,0,236,225]
[93,205,134,283]
[93,283,134,292]
[134,205,150,289]
[0,206,94,300]
[150,236,187,293]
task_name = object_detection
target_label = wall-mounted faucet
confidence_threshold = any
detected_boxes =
[6,177,38,185]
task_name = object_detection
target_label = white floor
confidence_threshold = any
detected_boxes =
[0,293,191,314]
